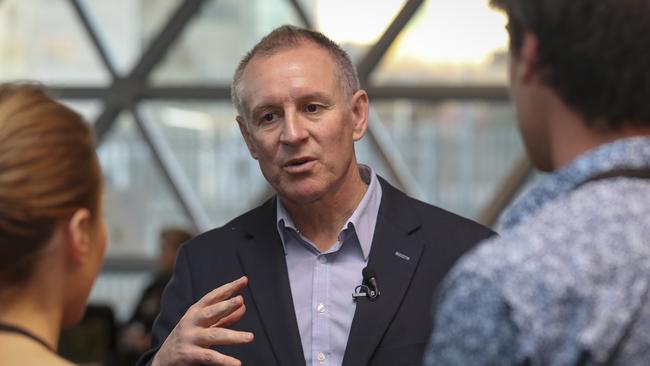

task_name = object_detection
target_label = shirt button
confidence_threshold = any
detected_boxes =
[317,352,326,362]
[318,256,327,264]
[317,303,326,313]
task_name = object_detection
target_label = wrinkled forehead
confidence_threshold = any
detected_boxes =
[237,45,345,115]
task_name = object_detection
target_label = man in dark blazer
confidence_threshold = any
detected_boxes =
[138,25,493,366]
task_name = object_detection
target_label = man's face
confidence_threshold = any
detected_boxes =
[236,43,368,205]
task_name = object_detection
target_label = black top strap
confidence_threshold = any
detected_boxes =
[0,322,55,352]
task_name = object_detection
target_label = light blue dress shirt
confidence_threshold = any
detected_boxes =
[276,164,383,366]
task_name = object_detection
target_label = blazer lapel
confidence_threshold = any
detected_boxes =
[342,179,425,366]
[236,198,306,366]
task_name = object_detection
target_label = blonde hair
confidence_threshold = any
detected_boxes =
[0,83,101,284]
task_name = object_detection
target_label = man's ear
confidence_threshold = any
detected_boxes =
[350,90,369,141]
[65,208,92,265]
[518,31,540,83]
[236,116,259,160]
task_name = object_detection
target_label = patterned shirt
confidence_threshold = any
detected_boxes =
[424,137,650,366]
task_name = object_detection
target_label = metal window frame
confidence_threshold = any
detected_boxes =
[52,0,531,235]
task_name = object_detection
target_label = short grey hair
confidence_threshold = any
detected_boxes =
[231,25,360,120]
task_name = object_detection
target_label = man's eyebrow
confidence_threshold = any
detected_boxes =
[250,103,277,118]
[298,92,333,103]
[249,92,334,116]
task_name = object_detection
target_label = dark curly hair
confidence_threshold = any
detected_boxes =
[491,0,650,130]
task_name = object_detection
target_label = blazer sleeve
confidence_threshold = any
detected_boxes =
[136,244,196,366]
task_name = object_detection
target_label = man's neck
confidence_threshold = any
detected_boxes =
[281,164,369,252]
[547,98,650,170]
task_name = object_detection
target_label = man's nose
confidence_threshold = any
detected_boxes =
[279,110,309,144]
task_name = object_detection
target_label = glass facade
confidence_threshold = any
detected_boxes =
[151,0,303,84]
[0,0,528,322]
[373,100,521,217]
[372,0,509,85]
[0,0,109,84]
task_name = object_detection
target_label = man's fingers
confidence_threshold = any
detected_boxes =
[194,295,244,326]
[197,276,248,306]
[189,347,243,366]
[194,327,254,347]
[214,303,246,328]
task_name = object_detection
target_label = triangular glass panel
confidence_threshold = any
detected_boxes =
[370,0,509,86]
[0,0,110,85]
[59,99,103,123]
[139,101,270,225]
[300,0,406,63]
[151,0,303,85]
[371,99,523,219]
[80,0,181,75]
[97,111,193,259]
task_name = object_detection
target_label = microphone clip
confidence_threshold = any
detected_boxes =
[353,266,381,301]
[352,284,380,301]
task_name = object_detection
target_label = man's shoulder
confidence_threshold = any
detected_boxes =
[479,179,650,268]
[378,177,495,239]
[182,197,274,254]
[413,196,491,233]
[448,179,650,305]
[377,176,496,262]
[384,182,496,242]
[440,180,650,364]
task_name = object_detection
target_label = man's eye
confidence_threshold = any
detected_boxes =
[305,104,320,113]
[262,113,275,122]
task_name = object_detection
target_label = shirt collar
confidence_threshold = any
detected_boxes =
[276,164,382,260]
[500,136,650,230]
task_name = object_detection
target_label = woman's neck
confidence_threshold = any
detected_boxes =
[0,277,64,352]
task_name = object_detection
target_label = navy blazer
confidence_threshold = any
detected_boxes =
[137,177,494,366]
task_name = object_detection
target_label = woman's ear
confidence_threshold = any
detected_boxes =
[64,208,92,264]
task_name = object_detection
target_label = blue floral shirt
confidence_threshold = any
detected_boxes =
[424,137,650,366]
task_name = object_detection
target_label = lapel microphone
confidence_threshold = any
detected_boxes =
[352,266,380,301]
[363,267,380,299]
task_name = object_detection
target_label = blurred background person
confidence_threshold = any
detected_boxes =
[115,228,193,363]
[424,0,650,365]
[0,83,107,365]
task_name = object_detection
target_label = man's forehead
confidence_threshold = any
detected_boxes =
[238,46,340,109]
[243,43,335,77]
[250,40,331,65]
